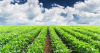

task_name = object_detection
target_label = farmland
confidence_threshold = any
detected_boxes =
[0,26,100,53]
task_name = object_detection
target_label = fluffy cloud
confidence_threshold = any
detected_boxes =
[74,0,100,13]
[0,0,68,26]
[68,21,88,26]
[73,0,100,25]
[0,0,44,25]
[0,0,100,26]
[89,19,100,26]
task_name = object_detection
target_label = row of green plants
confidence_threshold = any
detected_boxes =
[70,27,100,41]
[76,27,100,34]
[0,26,26,46]
[61,27,100,51]
[24,26,47,53]
[0,27,43,53]
[49,26,72,53]
[63,26,100,41]
[0,26,36,35]
[0,26,38,47]
[62,26,100,30]
[0,26,28,36]
[54,27,99,53]
[0,26,19,33]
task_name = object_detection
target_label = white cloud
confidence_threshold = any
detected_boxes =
[68,21,88,26]
[74,0,100,13]
[64,6,79,21]
[0,0,100,26]
[42,7,66,22]
[15,0,20,3]
[0,0,44,25]
[76,12,100,24]
[73,0,100,25]
[89,19,100,26]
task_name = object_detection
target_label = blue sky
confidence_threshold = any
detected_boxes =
[0,0,100,26]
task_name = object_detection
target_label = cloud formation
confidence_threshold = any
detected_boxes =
[0,0,100,26]
[73,0,100,25]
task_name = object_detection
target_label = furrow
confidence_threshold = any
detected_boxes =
[44,29,53,53]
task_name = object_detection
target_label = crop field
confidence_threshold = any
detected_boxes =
[0,26,100,53]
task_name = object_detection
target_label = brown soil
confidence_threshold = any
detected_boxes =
[44,30,53,53]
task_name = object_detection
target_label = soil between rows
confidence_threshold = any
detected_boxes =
[44,29,53,53]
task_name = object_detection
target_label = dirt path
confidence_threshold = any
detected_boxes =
[44,30,53,53]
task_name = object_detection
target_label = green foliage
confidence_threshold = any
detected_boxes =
[54,27,100,53]
[0,26,100,53]
[49,26,72,53]
[67,26,100,41]
[0,26,37,47]
[24,26,47,53]
[0,26,42,53]
[61,27,100,51]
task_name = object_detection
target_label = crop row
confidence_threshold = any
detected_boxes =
[0,26,19,33]
[1,26,100,53]
[0,27,43,53]
[0,26,38,47]
[61,26,100,41]
[49,26,72,53]
[54,27,99,53]
[70,27,100,41]
[61,27,100,51]
[23,26,47,53]
[76,27,100,34]
[0,26,36,35]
